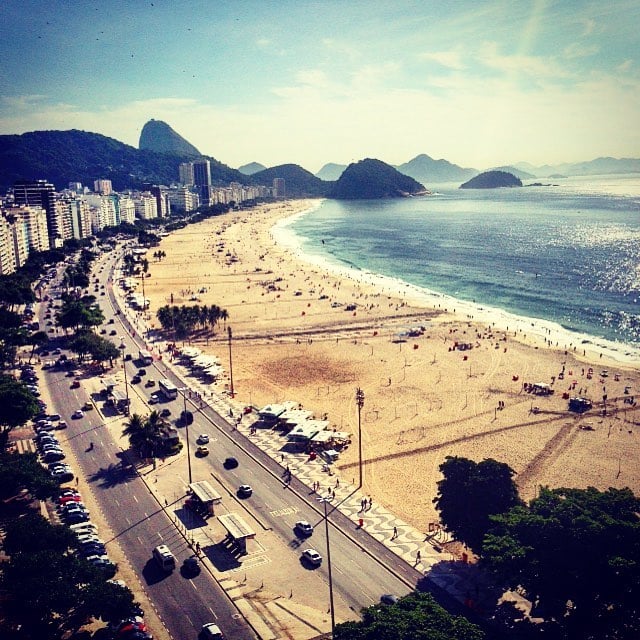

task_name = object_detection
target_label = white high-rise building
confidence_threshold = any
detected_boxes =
[134,193,158,220]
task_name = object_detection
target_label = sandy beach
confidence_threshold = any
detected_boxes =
[144,200,640,531]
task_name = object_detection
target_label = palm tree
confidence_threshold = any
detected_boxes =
[122,413,160,463]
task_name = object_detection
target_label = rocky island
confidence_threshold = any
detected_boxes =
[460,170,522,189]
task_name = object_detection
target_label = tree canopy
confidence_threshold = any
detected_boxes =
[0,376,40,448]
[483,486,640,639]
[433,456,521,552]
[334,592,484,640]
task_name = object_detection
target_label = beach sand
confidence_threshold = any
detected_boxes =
[144,200,640,531]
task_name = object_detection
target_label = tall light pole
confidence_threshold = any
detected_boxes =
[119,340,129,415]
[180,388,193,484]
[318,497,336,637]
[355,387,365,488]
[227,326,234,398]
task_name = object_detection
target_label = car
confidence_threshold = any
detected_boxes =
[109,329,117,335]
[56,420,68,430]
[51,470,74,482]
[59,494,82,505]
[100,329,107,334]
[294,521,314,537]
[70,379,80,389]
[223,457,238,469]
[183,555,201,576]
[82,401,93,410]
[108,318,115,324]
[201,623,224,640]
[137,368,146,376]
[42,451,66,462]
[72,409,84,419]
[160,408,171,417]
[131,375,141,384]
[80,543,107,556]
[237,484,252,498]
[197,434,209,444]
[64,511,90,524]
[145,379,155,387]
[196,445,209,457]
[380,594,399,605]
[49,413,61,421]
[148,394,159,405]
[301,548,322,566]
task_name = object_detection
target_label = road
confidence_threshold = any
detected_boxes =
[40,246,419,639]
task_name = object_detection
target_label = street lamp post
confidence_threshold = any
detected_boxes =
[227,326,234,398]
[355,387,365,488]
[319,497,336,637]
[181,388,193,484]
[119,340,129,415]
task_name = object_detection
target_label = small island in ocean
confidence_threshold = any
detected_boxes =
[460,170,523,189]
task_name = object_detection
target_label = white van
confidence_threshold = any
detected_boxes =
[152,544,176,571]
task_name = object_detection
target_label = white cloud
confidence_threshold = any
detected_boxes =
[420,50,465,71]
[563,42,599,60]
[477,41,569,79]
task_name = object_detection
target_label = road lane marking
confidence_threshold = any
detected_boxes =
[270,506,299,518]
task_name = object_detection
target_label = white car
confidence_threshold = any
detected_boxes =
[295,521,314,536]
[149,393,160,404]
[302,548,322,566]
[197,434,209,444]
[201,623,224,639]
[72,409,84,419]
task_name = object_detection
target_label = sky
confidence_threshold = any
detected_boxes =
[1,0,638,173]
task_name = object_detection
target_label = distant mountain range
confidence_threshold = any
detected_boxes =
[513,157,640,177]
[1,120,638,198]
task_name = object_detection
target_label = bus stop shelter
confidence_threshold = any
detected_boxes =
[186,481,222,517]
[218,513,255,554]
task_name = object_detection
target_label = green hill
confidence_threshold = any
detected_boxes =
[251,164,332,198]
[0,129,246,191]
[330,158,426,199]
[138,119,200,156]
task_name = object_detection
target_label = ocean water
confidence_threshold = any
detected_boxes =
[277,174,640,361]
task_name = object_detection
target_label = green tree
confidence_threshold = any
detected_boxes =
[0,451,58,500]
[2,512,77,555]
[334,592,484,640]
[0,376,40,448]
[433,456,521,552]
[483,486,640,639]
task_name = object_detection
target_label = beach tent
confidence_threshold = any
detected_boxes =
[310,430,351,445]
[279,408,313,427]
[258,401,297,423]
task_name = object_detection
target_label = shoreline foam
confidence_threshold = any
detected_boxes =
[273,202,640,365]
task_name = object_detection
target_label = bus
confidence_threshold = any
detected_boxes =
[159,378,178,400]
[138,349,153,365]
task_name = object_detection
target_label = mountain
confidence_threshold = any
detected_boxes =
[316,163,348,181]
[0,129,246,191]
[238,162,267,175]
[138,119,200,156]
[489,165,535,180]
[330,158,426,199]
[251,164,332,198]
[513,157,640,177]
[396,154,477,184]
[460,170,522,189]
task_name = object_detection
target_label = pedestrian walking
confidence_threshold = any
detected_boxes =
[368,497,373,510]
[335,478,340,488]
[392,526,398,539]
[416,550,421,563]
